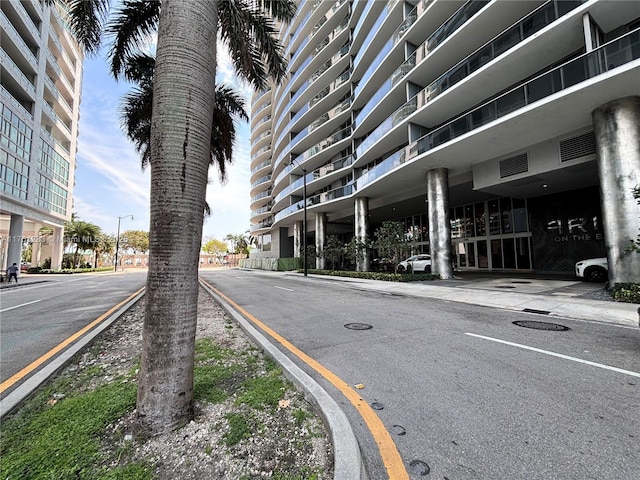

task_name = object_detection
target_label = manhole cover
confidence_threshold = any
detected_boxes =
[344,323,373,330]
[409,460,430,475]
[513,320,570,331]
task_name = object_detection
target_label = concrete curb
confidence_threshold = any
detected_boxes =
[200,280,368,480]
[0,290,145,419]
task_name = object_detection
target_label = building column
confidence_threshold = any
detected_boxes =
[427,168,453,279]
[354,197,370,272]
[592,96,640,284]
[50,226,64,270]
[293,221,302,258]
[7,214,24,270]
[315,212,326,270]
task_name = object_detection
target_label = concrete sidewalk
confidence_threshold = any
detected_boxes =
[283,271,640,328]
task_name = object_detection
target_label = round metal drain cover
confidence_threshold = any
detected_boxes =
[344,323,373,330]
[409,460,430,475]
[513,320,570,331]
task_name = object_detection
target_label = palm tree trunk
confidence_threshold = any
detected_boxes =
[136,0,218,434]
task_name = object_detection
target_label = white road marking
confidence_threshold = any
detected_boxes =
[465,332,640,378]
[0,299,43,313]
[274,286,294,292]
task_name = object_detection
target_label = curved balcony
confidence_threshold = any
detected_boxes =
[251,88,270,108]
[251,202,273,222]
[251,112,271,131]
[289,0,349,70]
[356,29,640,194]
[251,128,271,148]
[353,1,401,73]
[273,67,350,159]
[250,216,273,233]
[251,173,272,191]
[250,144,271,162]
[250,189,272,209]
[273,71,350,172]
[250,158,272,177]
[356,0,592,164]
[274,153,355,209]
[290,125,352,172]
[273,183,355,224]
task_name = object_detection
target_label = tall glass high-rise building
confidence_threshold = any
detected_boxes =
[1,0,84,270]
[249,0,639,283]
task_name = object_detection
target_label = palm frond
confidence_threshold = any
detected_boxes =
[106,0,161,78]
[62,0,110,54]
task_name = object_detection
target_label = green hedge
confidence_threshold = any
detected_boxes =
[298,269,439,282]
[26,266,114,274]
[610,283,640,304]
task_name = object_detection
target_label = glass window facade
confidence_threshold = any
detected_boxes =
[1,104,33,162]
[36,173,68,215]
[0,150,29,199]
[39,138,70,184]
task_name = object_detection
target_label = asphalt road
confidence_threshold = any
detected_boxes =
[0,270,147,398]
[200,269,640,480]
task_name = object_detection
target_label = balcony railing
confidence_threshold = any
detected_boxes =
[251,174,272,188]
[355,29,640,191]
[251,189,272,203]
[251,158,272,175]
[1,49,36,94]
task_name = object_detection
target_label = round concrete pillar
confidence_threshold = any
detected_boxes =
[315,212,326,270]
[427,168,453,279]
[592,96,640,284]
[354,197,370,272]
[7,214,24,269]
[293,221,302,258]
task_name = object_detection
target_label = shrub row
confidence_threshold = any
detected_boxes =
[610,283,640,304]
[26,266,114,274]
[298,269,439,282]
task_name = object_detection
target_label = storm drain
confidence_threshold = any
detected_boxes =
[344,323,373,330]
[513,320,570,331]
[495,285,517,289]
[511,281,532,284]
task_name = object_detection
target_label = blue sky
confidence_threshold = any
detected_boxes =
[72,46,253,242]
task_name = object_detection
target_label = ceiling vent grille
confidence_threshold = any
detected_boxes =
[559,131,596,162]
[499,153,528,178]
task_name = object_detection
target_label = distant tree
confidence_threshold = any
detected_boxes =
[94,232,115,268]
[64,215,100,267]
[202,238,228,264]
[344,236,371,271]
[374,220,410,269]
[323,235,344,270]
[225,233,250,255]
[120,229,149,253]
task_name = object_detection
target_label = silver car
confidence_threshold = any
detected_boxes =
[397,254,431,273]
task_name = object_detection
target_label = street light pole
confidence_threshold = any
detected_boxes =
[302,168,307,277]
[291,160,307,276]
[114,215,133,272]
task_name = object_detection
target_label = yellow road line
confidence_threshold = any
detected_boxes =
[203,280,409,480]
[0,287,145,394]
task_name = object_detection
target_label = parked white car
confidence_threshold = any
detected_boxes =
[397,254,431,273]
[575,257,608,282]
